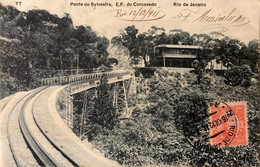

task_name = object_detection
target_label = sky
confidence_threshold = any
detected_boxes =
[2,0,259,44]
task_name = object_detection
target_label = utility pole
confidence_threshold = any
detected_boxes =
[76,53,79,75]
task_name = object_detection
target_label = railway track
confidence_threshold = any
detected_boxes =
[0,86,120,167]
[5,87,69,167]
[18,87,74,167]
[0,72,129,166]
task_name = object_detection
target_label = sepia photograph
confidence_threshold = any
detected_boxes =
[0,0,259,166]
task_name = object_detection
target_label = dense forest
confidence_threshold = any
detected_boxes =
[0,4,259,167]
[87,69,259,167]
[75,25,259,166]
[0,4,259,98]
[111,25,259,73]
[0,4,110,98]
[82,26,259,167]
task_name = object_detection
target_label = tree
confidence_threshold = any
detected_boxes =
[122,25,140,65]
[192,59,207,84]
[168,29,190,45]
[0,4,113,98]
[86,74,118,140]
[211,37,248,68]
[112,26,169,67]
[137,33,154,66]
[224,65,254,87]
[248,39,259,72]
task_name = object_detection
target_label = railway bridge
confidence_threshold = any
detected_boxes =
[0,70,132,167]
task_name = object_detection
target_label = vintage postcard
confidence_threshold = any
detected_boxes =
[0,0,259,166]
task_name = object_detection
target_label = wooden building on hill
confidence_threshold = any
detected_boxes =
[155,44,203,73]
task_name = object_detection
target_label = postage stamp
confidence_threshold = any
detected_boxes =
[183,101,248,152]
[209,101,248,147]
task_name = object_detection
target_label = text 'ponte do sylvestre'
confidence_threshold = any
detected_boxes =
[70,2,113,7]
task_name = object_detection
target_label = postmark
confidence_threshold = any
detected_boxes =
[209,101,248,147]
[183,101,248,152]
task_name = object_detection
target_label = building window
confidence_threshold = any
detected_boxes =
[172,49,177,54]
[164,58,195,68]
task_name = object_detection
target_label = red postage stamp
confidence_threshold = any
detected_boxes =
[209,101,248,147]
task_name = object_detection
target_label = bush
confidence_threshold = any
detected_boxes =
[86,69,259,167]
[85,74,118,140]
[224,65,253,87]
[0,72,22,99]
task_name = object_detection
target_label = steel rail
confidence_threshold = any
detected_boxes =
[7,86,78,167]
[4,71,130,166]
[7,87,47,167]
[18,86,60,167]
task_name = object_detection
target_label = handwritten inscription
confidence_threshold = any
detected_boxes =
[113,7,165,21]
[173,8,250,32]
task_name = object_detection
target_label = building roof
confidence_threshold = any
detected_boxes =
[158,54,196,58]
[156,44,202,49]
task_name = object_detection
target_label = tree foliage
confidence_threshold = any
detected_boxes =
[224,65,254,87]
[112,25,259,76]
[89,69,259,167]
[0,4,110,98]
[84,74,118,140]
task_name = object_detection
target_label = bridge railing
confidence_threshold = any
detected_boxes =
[41,71,130,86]
[46,67,113,76]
